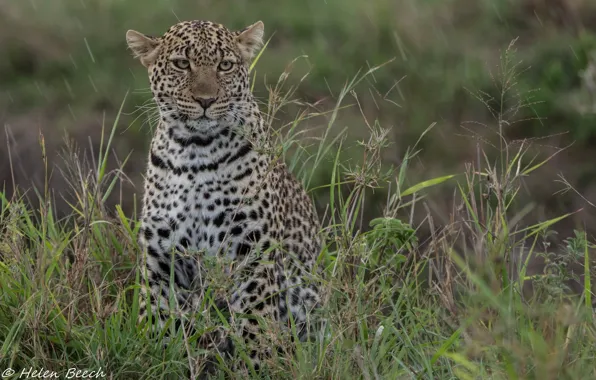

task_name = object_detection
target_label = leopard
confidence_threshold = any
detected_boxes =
[126,20,323,373]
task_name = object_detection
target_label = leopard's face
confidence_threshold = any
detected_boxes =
[127,20,264,132]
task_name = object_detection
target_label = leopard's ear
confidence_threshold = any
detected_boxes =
[126,30,161,67]
[236,21,264,62]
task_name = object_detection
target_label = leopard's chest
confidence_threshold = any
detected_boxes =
[143,147,268,258]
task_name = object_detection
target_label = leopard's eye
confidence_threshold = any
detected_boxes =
[218,60,234,72]
[172,59,190,70]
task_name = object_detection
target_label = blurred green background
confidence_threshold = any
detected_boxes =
[2,0,596,238]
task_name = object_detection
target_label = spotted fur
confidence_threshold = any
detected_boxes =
[126,20,322,371]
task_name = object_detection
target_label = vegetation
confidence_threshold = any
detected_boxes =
[1,0,596,379]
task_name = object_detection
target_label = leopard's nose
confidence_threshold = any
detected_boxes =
[194,96,217,109]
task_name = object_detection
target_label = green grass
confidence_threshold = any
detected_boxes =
[1,40,596,379]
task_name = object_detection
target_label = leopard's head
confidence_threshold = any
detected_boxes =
[126,20,264,133]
